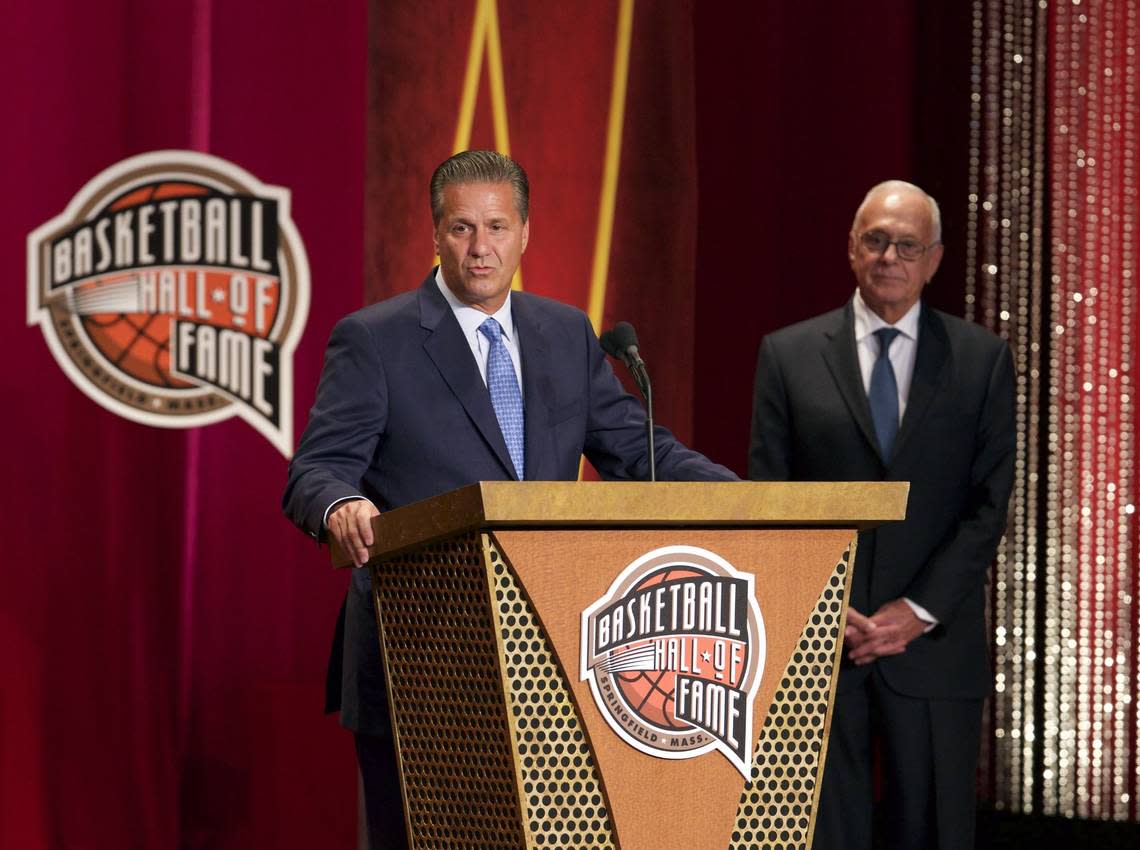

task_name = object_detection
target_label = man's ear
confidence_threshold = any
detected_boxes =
[925,242,945,283]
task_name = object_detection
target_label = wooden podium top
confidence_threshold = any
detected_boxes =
[331,480,909,568]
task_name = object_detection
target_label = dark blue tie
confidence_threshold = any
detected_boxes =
[869,328,901,460]
[478,317,525,479]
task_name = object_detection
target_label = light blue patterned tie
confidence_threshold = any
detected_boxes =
[478,317,525,479]
[869,327,901,460]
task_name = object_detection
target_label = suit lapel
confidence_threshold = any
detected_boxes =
[892,306,950,461]
[512,293,555,481]
[821,302,882,458]
[418,274,519,479]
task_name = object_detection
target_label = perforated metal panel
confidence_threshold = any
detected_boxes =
[729,548,851,850]
[372,533,526,849]
[484,536,618,850]
[374,532,850,850]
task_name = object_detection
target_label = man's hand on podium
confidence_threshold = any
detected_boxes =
[329,499,381,567]
[844,600,926,666]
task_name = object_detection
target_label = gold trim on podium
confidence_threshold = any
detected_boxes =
[333,481,907,569]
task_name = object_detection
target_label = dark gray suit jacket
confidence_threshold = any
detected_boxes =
[284,271,736,733]
[749,300,1015,699]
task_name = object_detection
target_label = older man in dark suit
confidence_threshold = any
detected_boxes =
[749,181,1015,850]
[283,150,735,849]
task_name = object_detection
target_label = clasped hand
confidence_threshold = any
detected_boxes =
[844,599,928,665]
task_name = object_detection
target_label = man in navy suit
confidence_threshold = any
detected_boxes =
[749,181,1015,850]
[283,150,735,849]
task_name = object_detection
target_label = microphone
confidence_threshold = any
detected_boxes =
[600,321,656,481]
[599,322,649,392]
[600,320,642,365]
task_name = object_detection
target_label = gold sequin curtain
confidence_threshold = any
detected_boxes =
[970,0,1139,819]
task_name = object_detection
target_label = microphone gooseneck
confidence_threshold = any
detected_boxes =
[600,321,655,482]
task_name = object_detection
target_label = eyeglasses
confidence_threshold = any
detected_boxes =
[859,230,937,261]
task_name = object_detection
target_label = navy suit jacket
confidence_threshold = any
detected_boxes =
[284,271,736,733]
[749,301,1015,700]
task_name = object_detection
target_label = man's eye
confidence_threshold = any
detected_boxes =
[899,240,921,252]
[452,224,469,234]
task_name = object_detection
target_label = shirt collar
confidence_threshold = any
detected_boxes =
[435,266,516,341]
[852,288,921,343]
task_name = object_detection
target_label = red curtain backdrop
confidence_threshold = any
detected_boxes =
[2,2,364,848]
[366,0,703,447]
[690,0,922,470]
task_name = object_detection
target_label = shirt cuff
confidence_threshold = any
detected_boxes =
[902,597,939,633]
[322,495,372,530]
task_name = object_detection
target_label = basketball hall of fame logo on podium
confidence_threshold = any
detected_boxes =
[581,545,766,777]
[27,150,310,457]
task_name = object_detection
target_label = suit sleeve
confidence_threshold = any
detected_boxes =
[579,315,737,482]
[748,334,792,481]
[904,342,1016,623]
[282,314,389,539]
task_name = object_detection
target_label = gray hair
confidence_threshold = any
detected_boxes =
[430,150,530,225]
[853,180,942,244]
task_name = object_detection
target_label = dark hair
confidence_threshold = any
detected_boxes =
[430,150,529,224]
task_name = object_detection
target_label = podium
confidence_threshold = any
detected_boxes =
[333,481,907,850]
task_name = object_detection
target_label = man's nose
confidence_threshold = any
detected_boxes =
[468,229,490,256]
[880,242,900,262]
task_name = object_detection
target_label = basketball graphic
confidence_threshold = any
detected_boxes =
[615,645,684,730]
[78,272,186,387]
[27,151,309,456]
[581,545,766,778]
[611,566,704,729]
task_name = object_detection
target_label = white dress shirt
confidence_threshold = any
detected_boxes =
[852,288,920,421]
[434,267,523,392]
[851,289,938,630]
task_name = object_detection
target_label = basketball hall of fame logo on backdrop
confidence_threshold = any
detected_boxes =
[581,545,766,777]
[26,150,310,457]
